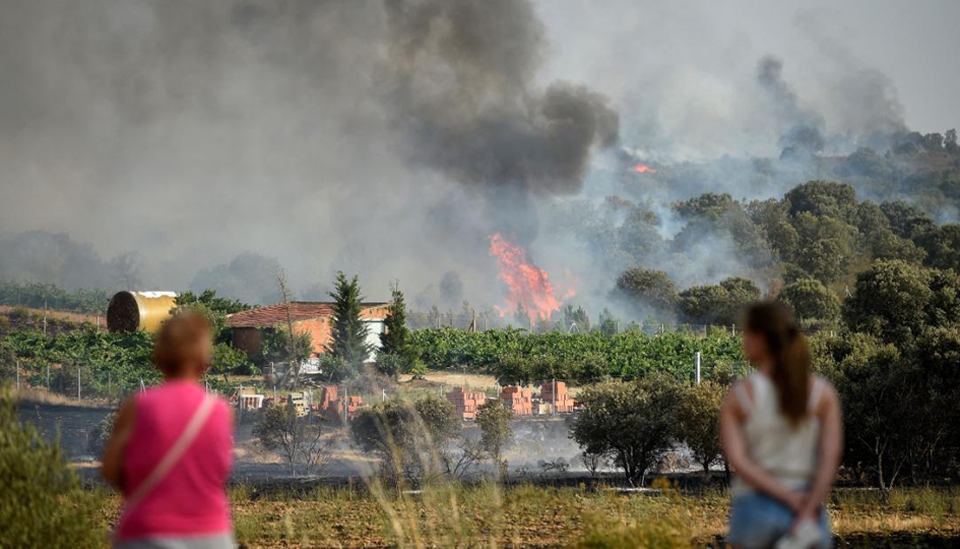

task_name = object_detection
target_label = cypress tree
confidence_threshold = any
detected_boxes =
[379,283,411,359]
[326,271,371,367]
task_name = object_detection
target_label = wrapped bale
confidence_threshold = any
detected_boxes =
[107,291,178,333]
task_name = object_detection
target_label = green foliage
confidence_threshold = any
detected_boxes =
[211,341,257,377]
[0,280,110,315]
[378,284,413,378]
[842,260,960,346]
[677,381,725,473]
[476,400,513,476]
[571,376,684,485]
[326,272,371,367]
[407,328,745,384]
[253,402,327,475]
[778,277,841,326]
[613,267,677,315]
[677,277,761,325]
[3,328,158,397]
[260,326,313,365]
[174,289,251,343]
[0,388,107,547]
[350,396,459,481]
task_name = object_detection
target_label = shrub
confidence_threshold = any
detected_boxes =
[0,387,106,547]
[571,376,683,485]
[677,381,724,474]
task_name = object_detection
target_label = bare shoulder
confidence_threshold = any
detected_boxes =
[812,375,839,415]
[723,378,753,418]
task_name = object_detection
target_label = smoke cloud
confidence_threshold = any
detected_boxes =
[0,0,955,317]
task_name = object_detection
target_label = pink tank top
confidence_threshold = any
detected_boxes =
[115,380,233,541]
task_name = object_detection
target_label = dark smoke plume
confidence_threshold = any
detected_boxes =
[383,0,619,197]
[756,56,825,154]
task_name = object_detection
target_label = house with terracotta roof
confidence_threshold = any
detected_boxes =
[225,301,389,361]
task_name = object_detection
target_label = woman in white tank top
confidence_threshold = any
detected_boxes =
[721,302,843,549]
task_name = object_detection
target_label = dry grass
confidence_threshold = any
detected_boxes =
[90,484,960,548]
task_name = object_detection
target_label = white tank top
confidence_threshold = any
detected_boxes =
[730,372,825,497]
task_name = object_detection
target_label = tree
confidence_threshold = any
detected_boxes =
[377,283,413,379]
[253,401,331,476]
[351,396,459,482]
[327,271,371,368]
[778,278,841,326]
[613,267,678,314]
[842,260,934,346]
[109,252,143,291]
[476,400,514,478]
[0,389,105,547]
[677,277,760,326]
[919,224,960,271]
[945,128,958,153]
[784,181,858,220]
[815,333,928,489]
[562,305,590,332]
[570,376,683,485]
[677,381,724,474]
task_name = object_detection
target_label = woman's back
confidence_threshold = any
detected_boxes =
[116,380,233,542]
[731,372,825,497]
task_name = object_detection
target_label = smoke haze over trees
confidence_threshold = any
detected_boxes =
[1,0,959,317]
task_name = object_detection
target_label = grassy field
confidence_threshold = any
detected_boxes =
[88,482,960,548]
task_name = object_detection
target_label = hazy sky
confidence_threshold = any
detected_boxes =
[0,0,957,303]
[535,0,959,135]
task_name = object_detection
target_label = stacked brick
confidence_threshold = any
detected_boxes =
[446,387,487,420]
[319,385,364,422]
[540,381,576,413]
[500,385,533,416]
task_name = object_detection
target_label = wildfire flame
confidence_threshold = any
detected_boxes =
[489,232,575,323]
[631,163,657,174]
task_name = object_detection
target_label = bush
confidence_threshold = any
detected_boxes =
[0,387,106,547]
[86,411,117,456]
[571,376,684,485]
[351,396,460,482]
[677,381,724,474]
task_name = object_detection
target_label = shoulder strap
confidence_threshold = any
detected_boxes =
[124,393,217,512]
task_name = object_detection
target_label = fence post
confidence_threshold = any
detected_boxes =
[15,360,19,391]
[695,352,701,385]
[77,365,81,401]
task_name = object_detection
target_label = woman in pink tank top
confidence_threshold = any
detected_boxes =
[102,312,235,549]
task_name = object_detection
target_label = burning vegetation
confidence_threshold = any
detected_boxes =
[488,232,575,323]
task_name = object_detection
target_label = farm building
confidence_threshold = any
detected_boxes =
[225,301,389,360]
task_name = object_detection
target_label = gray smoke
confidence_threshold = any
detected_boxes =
[756,56,826,154]
[0,0,953,314]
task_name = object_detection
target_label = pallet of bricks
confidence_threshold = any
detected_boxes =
[446,387,486,420]
[540,381,575,413]
[500,385,533,416]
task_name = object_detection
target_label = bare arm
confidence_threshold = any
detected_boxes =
[799,383,843,518]
[720,384,803,511]
[101,398,137,491]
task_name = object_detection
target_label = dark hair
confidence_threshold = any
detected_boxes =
[153,311,212,377]
[744,301,810,426]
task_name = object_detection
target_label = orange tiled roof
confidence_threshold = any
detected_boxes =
[225,301,387,328]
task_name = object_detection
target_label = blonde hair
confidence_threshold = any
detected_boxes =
[744,301,811,426]
[153,311,212,377]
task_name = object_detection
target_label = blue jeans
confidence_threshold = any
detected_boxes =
[728,492,831,548]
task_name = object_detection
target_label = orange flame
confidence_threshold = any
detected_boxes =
[631,163,657,174]
[489,232,575,323]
